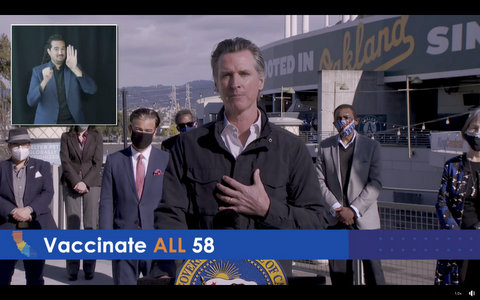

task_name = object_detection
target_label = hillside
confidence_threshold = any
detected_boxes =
[119,80,216,110]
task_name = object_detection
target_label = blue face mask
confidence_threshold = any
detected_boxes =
[179,126,195,133]
[334,119,355,137]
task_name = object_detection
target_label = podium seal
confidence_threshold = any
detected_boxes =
[175,259,288,285]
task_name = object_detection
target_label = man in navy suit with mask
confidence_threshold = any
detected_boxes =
[99,108,169,285]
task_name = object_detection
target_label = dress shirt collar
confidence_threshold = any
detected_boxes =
[223,110,261,132]
[221,109,262,158]
[338,130,357,149]
[131,144,152,162]
[11,157,30,169]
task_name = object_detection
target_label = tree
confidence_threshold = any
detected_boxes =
[0,33,11,143]
[168,124,179,136]
[97,111,125,142]
[0,33,10,82]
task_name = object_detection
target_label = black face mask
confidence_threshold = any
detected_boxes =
[131,130,153,149]
[465,133,480,152]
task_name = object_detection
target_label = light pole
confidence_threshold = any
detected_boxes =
[400,76,422,159]
[122,89,127,149]
[406,76,412,158]
[280,86,295,117]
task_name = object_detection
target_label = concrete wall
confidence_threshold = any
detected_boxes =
[378,146,458,205]
[317,70,406,139]
[318,70,364,135]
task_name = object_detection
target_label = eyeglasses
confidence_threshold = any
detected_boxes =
[177,122,195,130]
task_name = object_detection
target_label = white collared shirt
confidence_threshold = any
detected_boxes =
[220,110,262,159]
[130,145,152,181]
[337,130,357,149]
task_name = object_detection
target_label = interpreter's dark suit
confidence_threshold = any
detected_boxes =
[27,61,97,124]
[0,157,56,285]
[99,146,169,284]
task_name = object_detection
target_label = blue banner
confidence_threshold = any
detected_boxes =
[350,230,480,260]
[2,229,479,260]
[5,230,348,260]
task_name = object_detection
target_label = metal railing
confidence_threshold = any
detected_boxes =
[379,201,440,230]
[299,131,318,143]
[378,201,439,285]
[267,112,301,118]
[293,196,441,285]
[372,130,431,148]
[307,130,432,148]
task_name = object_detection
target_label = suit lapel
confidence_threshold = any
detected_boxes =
[81,132,94,160]
[69,133,83,162]
[123,147,138,201]
[351,134,361,170]
[23,161,38,206]
[64,66,71,98]
[4,160,15,198]
[48,62,59,100]
[331,138,343,190]
[348,134,362,200]
[141,148,157,202]
[327,138,343,201]
[125,146,140,201]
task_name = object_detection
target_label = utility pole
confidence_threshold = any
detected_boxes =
[170,85,177,124]
[185,82,191,110]
[122,88,127,149]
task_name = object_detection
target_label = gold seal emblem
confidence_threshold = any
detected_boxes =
[175,259,288,285]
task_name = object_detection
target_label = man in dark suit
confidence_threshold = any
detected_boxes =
[26,33,97,124]
[316,104,385,285]
[0,128,57,285]
[99,108,169,285]
[60,125,103,281]
[161,109,197,151]
[150,37,327,279]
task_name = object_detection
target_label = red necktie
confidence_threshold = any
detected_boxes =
[136,154,145,199]
[78,134,87,150]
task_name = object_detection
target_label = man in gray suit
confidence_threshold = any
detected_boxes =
[315,104,385,285]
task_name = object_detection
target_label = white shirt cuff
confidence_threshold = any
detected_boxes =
[330,203,359,218]
[350,205,359,218]
[330,202,342,216]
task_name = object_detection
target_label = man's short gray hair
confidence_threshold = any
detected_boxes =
[210,37,265,80]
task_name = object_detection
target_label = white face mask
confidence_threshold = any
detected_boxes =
[11,146,30,161]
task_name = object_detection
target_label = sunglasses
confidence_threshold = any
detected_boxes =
[177,122,195,129]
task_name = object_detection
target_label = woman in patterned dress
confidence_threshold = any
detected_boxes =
[435,108,480,285]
